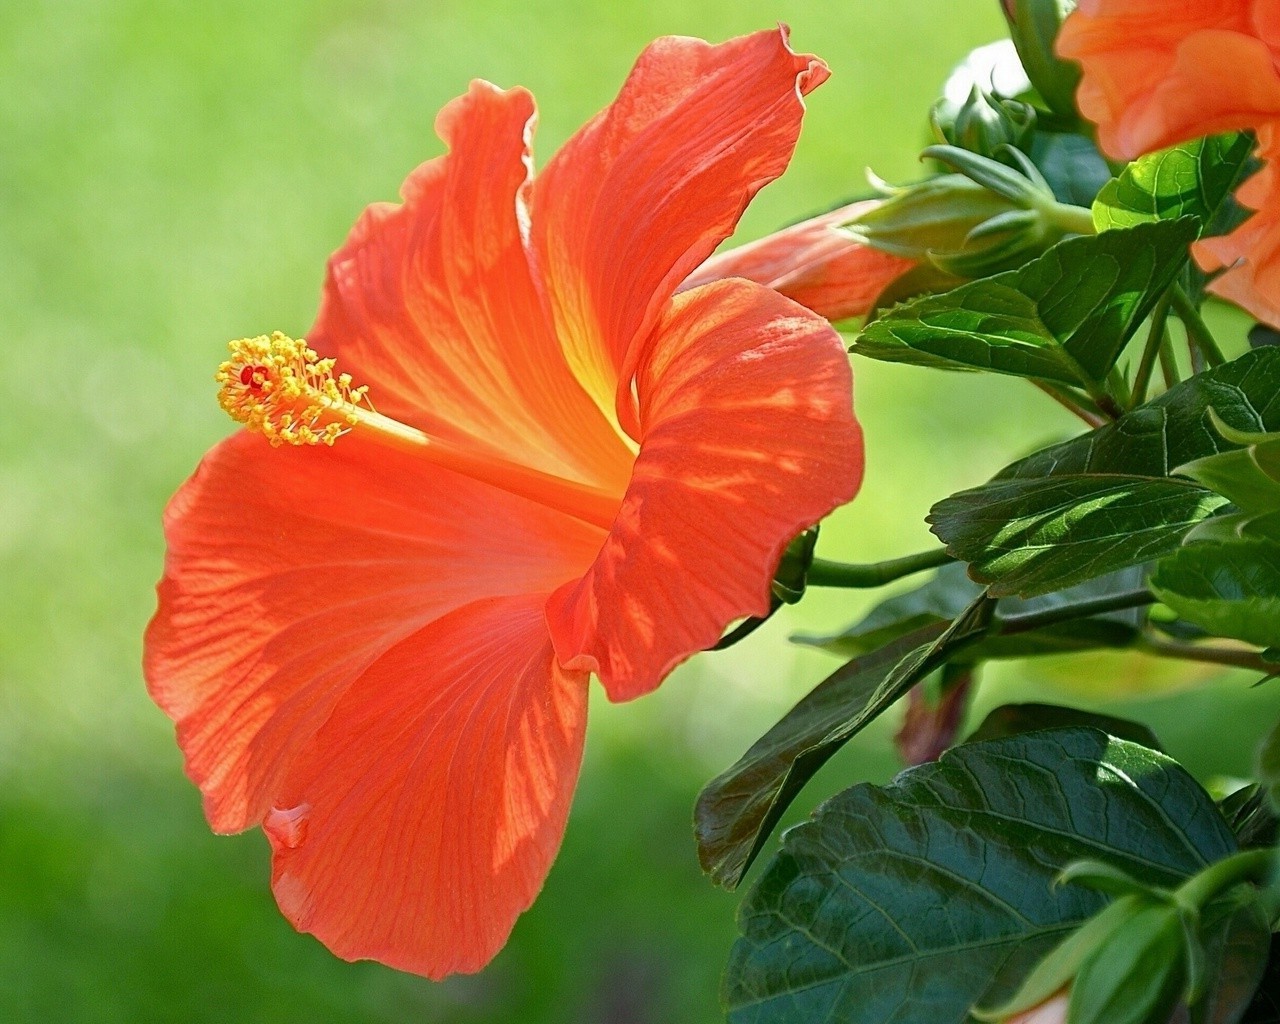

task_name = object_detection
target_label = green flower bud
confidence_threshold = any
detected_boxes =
[847,166,1067,278]
[999,0,1082,119]
[930,86,1036,162]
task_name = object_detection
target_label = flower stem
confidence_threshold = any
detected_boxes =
[994,589,1155,635]
[1137,636,1277,675]
[1046,201,1097,236]
[807,547,954,588]
[1170,285,1227,368]
[1033,381,1107,427]
[1131,293,1172,407]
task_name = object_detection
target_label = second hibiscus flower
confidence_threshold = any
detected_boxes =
[145,28,864,979]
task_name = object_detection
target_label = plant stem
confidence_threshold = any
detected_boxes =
[994,589,1156,636]
[1137,636,1278,675]
[1170,285,1227,367]
[1175,848,1275,911]
[1033,381,1107,427]
[807,547,954,588]
[1159,332,1180,388]
[1047,201,1098,236]
[1131,292,1172,406]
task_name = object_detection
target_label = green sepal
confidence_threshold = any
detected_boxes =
[1068,903,1188,1024]
[972,894,1148,1021]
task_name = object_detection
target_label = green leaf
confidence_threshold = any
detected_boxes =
[1151,539,1280,648]
[695,595,995,890]
[967,702,1163,751]
[1093,133,1257,232]
[725,730,1237,1024]
[1068,903,1186,1024]
[852,218,1198,385]
[973,895,1147,1021]
[930,474,1228,596]
[930,348,1280,596]
[1176,413,1280,516]
[795,563,1144,658]
[1031,130,1112,208]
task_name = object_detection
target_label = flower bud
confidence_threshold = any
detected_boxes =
[999,0,1082,119]
[931,86,1036,162]
[847,169,1064,278]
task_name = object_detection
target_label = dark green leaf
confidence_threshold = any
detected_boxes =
[852,219,1198,385]
[1093,134,1257,232]
[795,563,1145,659]
[1217,786,1279,850]
[930,474,1227,596]
[929,349,1280,596]
[1031,130,1112,208]
[695,595,995,890]
[1151,540,1280,648]
[725,730,1236,1024]
[968,702,1163,751]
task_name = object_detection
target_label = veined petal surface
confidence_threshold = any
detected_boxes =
[266,593,588,979]
[681,200,915,322]
[144,432,600,834]
[309,81,633,493]
[546,280,862,702]
[531,27,830,433]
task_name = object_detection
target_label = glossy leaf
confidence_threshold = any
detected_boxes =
[1093,134,1256,232]
[929,349,1280,597]
[695,595,994,890]
[1198,904,1274,1024]
[1151,540,1280,649]
[930,474,1227,597]
[852,219,1198,385]
[725,730,1237,1024]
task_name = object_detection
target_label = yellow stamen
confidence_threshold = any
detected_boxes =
[217,333,621,532]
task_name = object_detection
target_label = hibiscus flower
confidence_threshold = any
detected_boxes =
[144,28,863,979]
[682,199,915,322]
[1056,0,1280,326]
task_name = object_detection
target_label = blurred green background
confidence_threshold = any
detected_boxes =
[4,1,1279,1022]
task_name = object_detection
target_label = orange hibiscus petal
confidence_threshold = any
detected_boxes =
[1194,125,1280,327]
[530,27,829,431]
[681,200,915,322]
[309,81,632,493]
[545,280,862,702]
[1058,1,1280,157]
[266,593,587,979]
[143,432,601,834]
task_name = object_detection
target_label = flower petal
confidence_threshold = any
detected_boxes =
[1057,3,1278,157]
[681,200,915,322]
[143,432,601,833]
[309,80,632,493]
[1194,124,1280,327]
[545,280,862,701]
[530,27,829,431]
[266,593,587,979]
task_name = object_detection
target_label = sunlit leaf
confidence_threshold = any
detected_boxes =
[852,219,1197,385]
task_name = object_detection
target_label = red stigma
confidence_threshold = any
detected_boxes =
[241,365,269,389]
